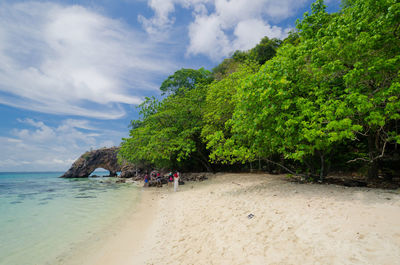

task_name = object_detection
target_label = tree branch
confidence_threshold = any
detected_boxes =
[346,157,370,163]
[263,159,308,177]
[347,140,388,163]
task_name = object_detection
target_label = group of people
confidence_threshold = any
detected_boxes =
[143,171,180,192]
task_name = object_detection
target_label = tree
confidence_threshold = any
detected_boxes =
[202,61,260,163]
[120,0,400,181]
[297,0,400,179]
[160,68,213,95]
[228,0,400,180]
[282,30,300,46]
[249,36,282,65]
[120,78,213,171]
[212,57,245,81]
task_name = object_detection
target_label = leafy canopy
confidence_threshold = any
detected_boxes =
[160,68,213,96]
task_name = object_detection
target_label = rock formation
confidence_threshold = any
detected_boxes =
[60,147,214,185]
[60,147,134,178]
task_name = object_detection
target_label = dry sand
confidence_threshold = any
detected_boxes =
[67,173,400,265]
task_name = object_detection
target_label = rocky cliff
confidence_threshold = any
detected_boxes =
[60,147,134,178]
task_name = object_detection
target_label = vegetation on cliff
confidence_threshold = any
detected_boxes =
[119,0,400,183]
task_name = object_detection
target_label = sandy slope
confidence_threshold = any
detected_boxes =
[68,173,400,265]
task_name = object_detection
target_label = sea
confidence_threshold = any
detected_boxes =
[0,171,141,265]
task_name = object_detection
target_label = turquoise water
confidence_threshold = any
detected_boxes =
[0,172,140,265]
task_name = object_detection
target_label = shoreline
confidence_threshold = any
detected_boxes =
[64,173,400,264]
[60,184,159,265]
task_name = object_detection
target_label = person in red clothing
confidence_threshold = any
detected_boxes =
[173,171,179,192]
[156,172,162,187]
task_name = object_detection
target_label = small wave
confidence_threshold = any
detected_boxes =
[74,195,97,199]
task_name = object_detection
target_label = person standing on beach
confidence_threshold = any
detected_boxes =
[168,171,173,188]
[156,172,162,187]
[173,171,179,192]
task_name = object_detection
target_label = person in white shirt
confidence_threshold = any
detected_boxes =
[173,171,179,192]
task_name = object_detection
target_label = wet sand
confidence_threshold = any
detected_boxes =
[66,173,400,265]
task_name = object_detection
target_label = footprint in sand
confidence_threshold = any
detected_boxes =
[332,227,340,233]
[356,232,365,240]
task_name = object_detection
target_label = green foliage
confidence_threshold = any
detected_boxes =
[202,61,260,163]
[248,36,282,65]
[282,30,300,46]
[120,77,212,171]
[212,37,282,80]
[121,0,400,180]
[234,0,399,178]
[160,68,213,95]
[212,57,245,80]
[302,0,400,177]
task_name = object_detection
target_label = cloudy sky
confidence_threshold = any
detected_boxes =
[0,0,340,171]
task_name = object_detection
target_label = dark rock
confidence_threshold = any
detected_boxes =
[60,147,135,178]
[116,179,126,183]
[180,172,211,182]
[120,170,137,178]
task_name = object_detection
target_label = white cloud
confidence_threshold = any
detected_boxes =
[138,0,177,35]
[0,2,176,119]
[138,0,212,34]
[0,118,125,171]
[187,14,231,60]
[233,19,290,51]
[140,0,307,60]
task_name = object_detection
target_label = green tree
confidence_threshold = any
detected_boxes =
[249,36,282,65]
[296,0,400,179]
[212,57,245,81]
[282,30,300,46]
[202,61,260,163]
[120,83,212,171]
[120,0,400,181]
[228,0,400,180]
[160,68,213,95]
[219,1,336,179]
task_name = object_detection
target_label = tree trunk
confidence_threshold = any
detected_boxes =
[367,160,379,181]
[201,160,213,173]
[394,120,399,150]
[263,159,307,178]
[195,151,213,172]
[319,153,325,182]
[303,158,313,177]
[194,140,213,172]
[367,132,379,181]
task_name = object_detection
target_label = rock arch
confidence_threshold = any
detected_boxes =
[61,147,123,178]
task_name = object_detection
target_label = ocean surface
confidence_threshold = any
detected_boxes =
[0,172,140,265]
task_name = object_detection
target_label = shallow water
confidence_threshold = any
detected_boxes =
[0,172,140,265]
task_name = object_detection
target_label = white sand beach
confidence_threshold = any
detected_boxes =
[64,173,400,265]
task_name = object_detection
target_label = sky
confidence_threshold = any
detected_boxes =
[0,0,341,172]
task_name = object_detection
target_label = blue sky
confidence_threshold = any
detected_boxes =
[0,0,340,171]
